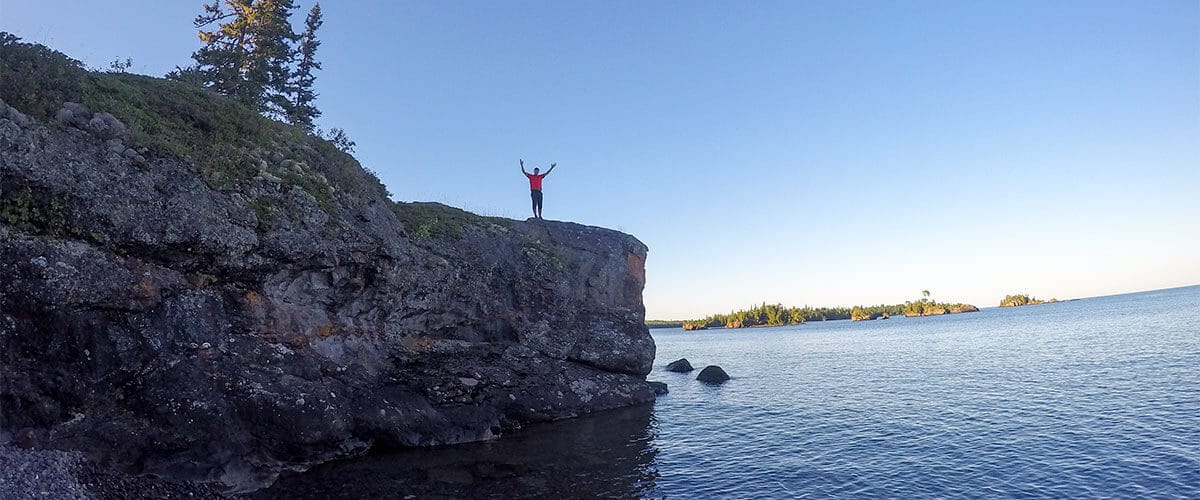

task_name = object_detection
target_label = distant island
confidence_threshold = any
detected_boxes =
[646,320,685,329]
[894,299,980,318]
[851,297,978,321]
[679,291,978,330]
[999,293,1057,307]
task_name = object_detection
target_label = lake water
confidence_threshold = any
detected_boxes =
[260,285,1200,498]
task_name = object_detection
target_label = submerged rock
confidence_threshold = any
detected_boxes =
[665,358,694,372]
[696,366,730,384]
[646,381,669,395]
[0,94,657,492]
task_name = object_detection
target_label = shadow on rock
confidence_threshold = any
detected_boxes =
[254,403,661,499]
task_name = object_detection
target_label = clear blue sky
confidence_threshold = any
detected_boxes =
[4,0,1198,319]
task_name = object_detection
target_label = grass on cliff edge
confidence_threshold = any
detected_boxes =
[391,202,512,241]
[0,35,387,207]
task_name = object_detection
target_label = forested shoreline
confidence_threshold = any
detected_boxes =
[680,292,979,330]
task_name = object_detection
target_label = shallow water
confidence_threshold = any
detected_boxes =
[261,285,1200,498]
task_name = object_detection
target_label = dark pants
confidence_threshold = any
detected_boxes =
[531,189,543,214]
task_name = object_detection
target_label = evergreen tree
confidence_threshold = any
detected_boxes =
[191,1,252,103]
[255,0,301,119]
[190,0,297,115]
[286,3,323,131]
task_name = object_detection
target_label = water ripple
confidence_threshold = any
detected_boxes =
[647,286,1200,498]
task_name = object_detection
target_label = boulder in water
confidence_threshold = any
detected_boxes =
[696,365,730,384]
[647,381,669,395]
[665,358,693,372]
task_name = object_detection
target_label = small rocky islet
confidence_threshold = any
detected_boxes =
[999,293,1058,307]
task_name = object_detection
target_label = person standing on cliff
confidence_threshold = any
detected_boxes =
[520,159,556,219]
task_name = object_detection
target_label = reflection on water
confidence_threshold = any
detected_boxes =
[255,403,660,499]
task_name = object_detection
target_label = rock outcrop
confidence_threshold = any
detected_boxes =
[696,366,730,384]
[665,358,693,372]
[0,77,655,492]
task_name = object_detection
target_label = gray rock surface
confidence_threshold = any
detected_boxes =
[646,381,669,395]
[665,358,693,372]
[1,102,31,128]
[0,103,657,492]
[54,101,91,127]
[0,445,224,499]
[696,365,730,384]
[87,112,125,139]
[0,445,87,499]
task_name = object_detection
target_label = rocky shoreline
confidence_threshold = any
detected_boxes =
[1,40,659,495]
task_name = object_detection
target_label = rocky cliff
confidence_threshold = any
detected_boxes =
[0,41,655,492]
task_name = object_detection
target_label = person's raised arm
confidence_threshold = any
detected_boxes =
[520,159,529,175]
[544,162,557,176]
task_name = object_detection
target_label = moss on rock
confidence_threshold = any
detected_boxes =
[391,202,511,241]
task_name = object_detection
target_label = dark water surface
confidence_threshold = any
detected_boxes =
[261,285,1200,498]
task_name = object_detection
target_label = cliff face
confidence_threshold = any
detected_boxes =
[0,90,654,490]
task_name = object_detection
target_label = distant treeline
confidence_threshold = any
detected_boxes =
[646,320,685,329]
[999,294,1056,307]
[850,304,905,321]
[682,303,863,330]
[681,292,979,330]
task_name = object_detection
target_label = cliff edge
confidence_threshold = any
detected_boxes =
[0,41,655,492]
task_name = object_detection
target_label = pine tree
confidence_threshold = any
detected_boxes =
[286,3,323,131]
[189,0,297,115]
[191,0,252,104]
[253,0,300,119]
